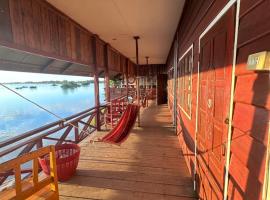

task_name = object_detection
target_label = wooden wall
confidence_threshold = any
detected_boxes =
[107,46,122,73]
[166,0,270,199]
[0,0,94,65]
[0,0,138,77]
[228,0,270,199]
[138,64,167,77]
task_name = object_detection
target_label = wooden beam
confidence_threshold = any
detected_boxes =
[40,59,55,72]
[113,73,122,79]
[98,70,105,77]
[0,59,41,72]
[125,58,129,98]
[104,44,110,102]
[134,36,140,127]
[60,62,73,74]
[92,35,101,131]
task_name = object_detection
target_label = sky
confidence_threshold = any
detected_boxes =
[0,70,93,83]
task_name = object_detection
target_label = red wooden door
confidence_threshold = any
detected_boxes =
[197,6,235,199]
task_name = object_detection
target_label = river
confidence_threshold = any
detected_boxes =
[0,82,105,142]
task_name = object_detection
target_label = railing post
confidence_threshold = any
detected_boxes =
[125,58,129,100]
[134,36,140,127]
[104,44,110,103]
[92,35,101,131]
[94,70,101,131]
[74,122,79,143]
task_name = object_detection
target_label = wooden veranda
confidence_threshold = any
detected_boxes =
[0,0,269,199]
[58,103,196,200]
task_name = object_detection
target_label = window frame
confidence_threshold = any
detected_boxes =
[177,44,193,119]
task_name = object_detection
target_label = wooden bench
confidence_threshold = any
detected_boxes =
[0,146,59,200]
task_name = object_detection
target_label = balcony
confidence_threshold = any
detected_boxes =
[58,103,196,199]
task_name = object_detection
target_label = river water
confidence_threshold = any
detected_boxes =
[0,82,105,142]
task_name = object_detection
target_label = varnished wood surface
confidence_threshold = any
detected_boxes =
[58,103,196,200]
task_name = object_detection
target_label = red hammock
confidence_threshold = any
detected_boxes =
[96,104,139,145]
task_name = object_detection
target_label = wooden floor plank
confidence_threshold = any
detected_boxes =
[59,103,197,200]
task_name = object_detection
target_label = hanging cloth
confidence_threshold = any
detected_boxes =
[96,104,139,145]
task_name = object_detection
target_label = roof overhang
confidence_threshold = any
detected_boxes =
[46,0,185,64]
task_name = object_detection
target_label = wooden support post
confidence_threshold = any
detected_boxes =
[134,36,140,127]
[125,58,129,99]
[94,69,101,131]
[92,35,101,131]
[146,57,149,106]
[104,44,110,103]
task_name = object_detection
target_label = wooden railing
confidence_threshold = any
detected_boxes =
[106,95,129,128]
[0,105,107,186]
[0,146,59,199]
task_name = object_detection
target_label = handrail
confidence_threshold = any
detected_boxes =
[0,105,105,149]
[0,104,108,185]
[0,104,107,149]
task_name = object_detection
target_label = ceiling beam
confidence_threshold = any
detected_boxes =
[113,73,122,80]
[98,70,105,77]
[60,62,73,74]
[40,59,55,72]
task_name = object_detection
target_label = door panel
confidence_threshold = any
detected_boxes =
[197,6,235,199]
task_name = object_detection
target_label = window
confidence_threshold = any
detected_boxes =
[178,45,193,119]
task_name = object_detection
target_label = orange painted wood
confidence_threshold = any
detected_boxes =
[227,179,244,200]
[234,73,270,109]
[229,154,264,200]
[232,102,269,145]
[231,128,266,183]
[168,0,270,199]
[236,33,270,75]
[238,0,270,46]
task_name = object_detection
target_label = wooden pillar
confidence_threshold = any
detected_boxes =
[125,59,129,98]
[134,36,140,127]
[92,35,101,131]
[145,57,149,105]
[104,44,110,102]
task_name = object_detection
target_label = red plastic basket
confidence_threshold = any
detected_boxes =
[38,143,80,181]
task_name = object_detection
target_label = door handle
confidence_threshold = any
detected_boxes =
[224,118,229,124]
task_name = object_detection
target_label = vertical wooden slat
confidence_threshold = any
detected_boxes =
[92,35,101,131]
[31,0,42,50]
[32,157,38,186]
[14,164,22,196]
[40,3,51,52]
[9,0,25,45]
[74,122,79,143]
[104,44,110,102]
[65,19,72,59]
[58,15,67,57]
[21,0,35,49]
[49,146,58,194]
[36,139,43,149]
[134,36,140,127]
[49,10,59,55]
[0,0,12,42]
